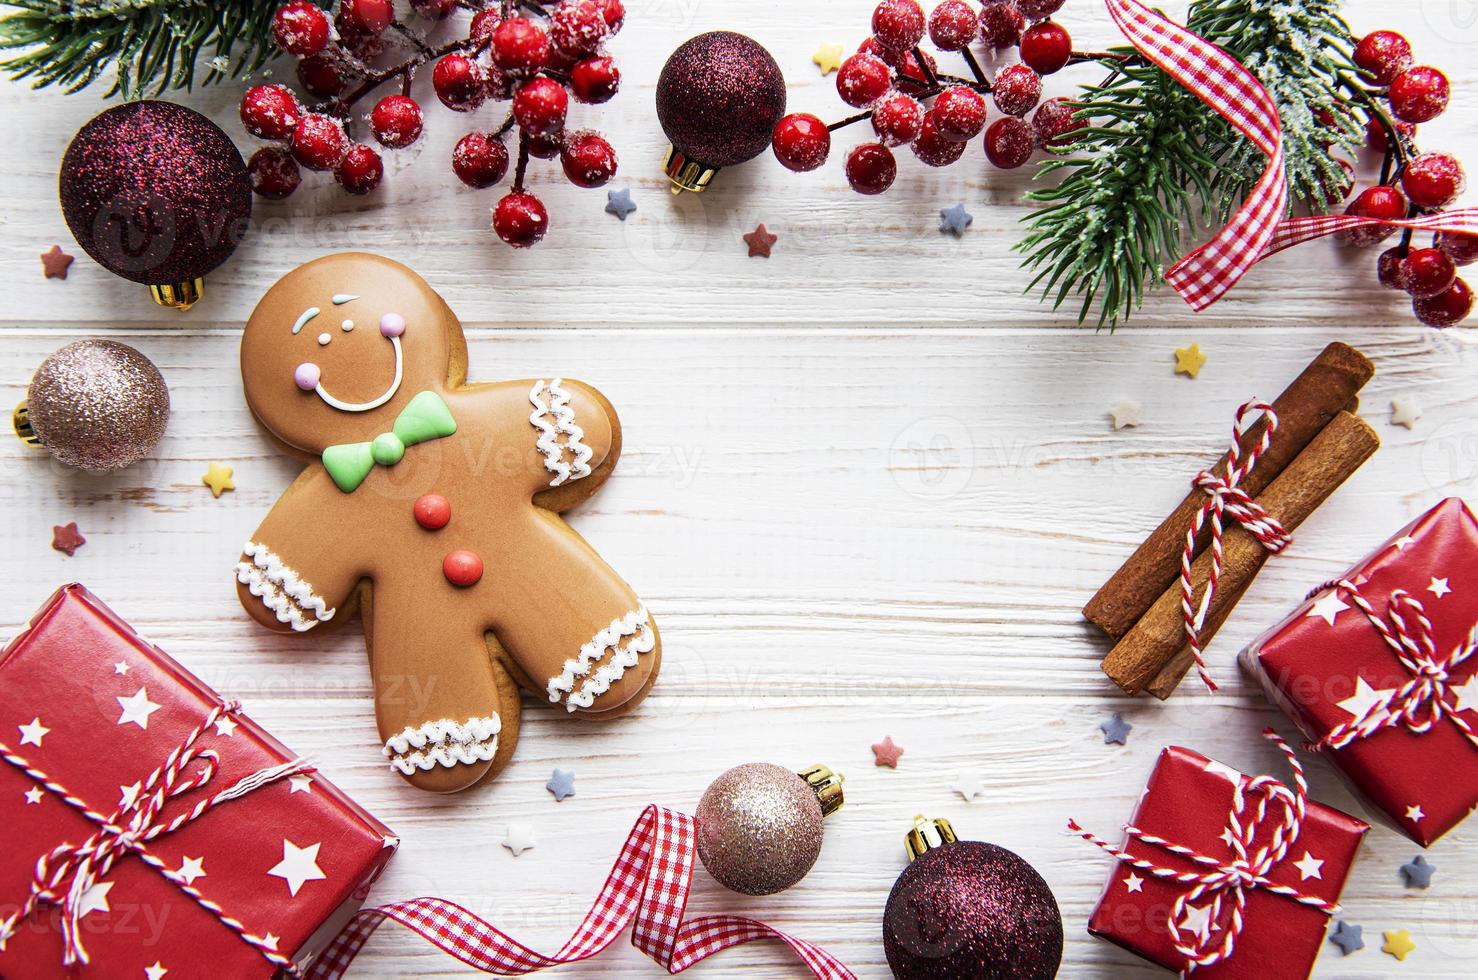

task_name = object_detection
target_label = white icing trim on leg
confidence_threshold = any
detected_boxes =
[235,541,335,632]
[546,607,654,712]
[528,378,594,487]
[383,715,500,775]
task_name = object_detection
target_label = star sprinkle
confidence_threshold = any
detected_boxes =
[41,245,74,279]
[51,522,86,556]
[1329,920,1364,956]
[871,735,904,768]
[1100,713,1132,745]
[116,687,162,730]
[604,187,636,221]
[1390,397,1423,429]
[18,717,50,747]
[1174,343,1207,378]
[267,839,326,896]
[1292,851,1324,881]
[938,203,973,237]
[502,821,537,856]
[743,223,778,258]
[546,768,576,802]
[1109,401,1142,430]
[202,462,235,497]
[1382,929,1416,961]
[1400,854,1436,888]
[812,41,844,75]
[951,771,985,802]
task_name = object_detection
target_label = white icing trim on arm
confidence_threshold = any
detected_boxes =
[546,606,654,712]
[528,379,594,487]
[235,541,336,632]
[382,715,500,775]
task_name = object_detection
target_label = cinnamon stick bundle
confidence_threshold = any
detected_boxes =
[1084,342,1374,639]
[1101,410,1380,697]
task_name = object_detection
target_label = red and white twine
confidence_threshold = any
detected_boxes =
[1180,400,1293,692]
[1306,580,1478,752]
[0,701,310,974]
[304,805,853,980]
[1068,730,1337,974]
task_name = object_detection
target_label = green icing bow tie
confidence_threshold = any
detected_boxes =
[322,391,457,492]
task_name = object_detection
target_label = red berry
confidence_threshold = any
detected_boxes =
[837,53,893,108]
[561,130,618,187]
[411,0,457,18]
[979,2,1025,47]
[433,53,486,112]
[928,0,979,51]
[993,64,1042,116]
[528,131,562,160]
[570,55,620,104]
[872,0,926,51]
[335,144,383,195]
[272,1,330,57]
[1402,152,1466,209]
[933,85,987,142]
[339,0,392,35]
[1365,117,1416,153]
[1353,31,1413,86]
[549,0,608,57]
[1376,247,1408,290]
[370,95,424,149]
[493,191,549,248]
[248,146,301,199]
[1402,247,1458,299]
[985,116,1035,168]
[598,0,625,34]
[469,8,502,44]
[872,92,926,146]
[451,132,510,188]
[1032,96,1080,148]
[513,76,569,136]
[845,142,897,194]
[772,113,832,172]
[1342,185,1408,247]
[1437,232,1478,266]
[1021,21,1072,75]
[240,84,302,140]
[1413,277,1474,328]
[492,17,550,78]
[911,111,966,167]
[443,549,484,587]
[1016,0,1066,17]
[1389,66,1450,124]
[895,47,938,93]
[291,113,349,171]
[298,54,351,97]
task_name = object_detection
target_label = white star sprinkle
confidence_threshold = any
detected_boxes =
[1429,577,1453,598]
[145,962,169,980]
[289,774,314,794]
[1123,873,1144,893]
[1390,397,1423,429]
[1293,851,1324,881]
[502,821,537,857]
[951,771,985,802]
[1306,591,1349,627]
[17,717,50,747]
[176,856,206,886]
[113,660,131,675]
[1336,676,1395,722]
[213,716,238,738]
[24,786,43,805]
[267,839,326,897]
[116,687,162,730]
[1406,804,1425,823]
[1109,401,1142,430]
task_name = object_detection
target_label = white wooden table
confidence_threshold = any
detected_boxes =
[3,2,1475,976]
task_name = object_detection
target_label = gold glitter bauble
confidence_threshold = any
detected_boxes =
[26,340,169,471]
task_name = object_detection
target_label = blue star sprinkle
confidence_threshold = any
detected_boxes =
[1329,919,1364,956]
[605,188,637,221]
[1100,712,1132,745]
[938,203,973,237]
[1400,854,1435,889]
[546,768,576,802]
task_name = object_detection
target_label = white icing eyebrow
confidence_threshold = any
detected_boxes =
[292,307,320,334]
[332,294,359,305]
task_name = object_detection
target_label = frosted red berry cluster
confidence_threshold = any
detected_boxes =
[772,0,1081,194]
[240,0,625,247]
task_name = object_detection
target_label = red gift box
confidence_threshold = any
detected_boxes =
[0,584,398,977]
[1080,740,1367,979]
[1242,497,1478,846]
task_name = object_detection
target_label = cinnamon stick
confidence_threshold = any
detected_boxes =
[1100,410,1380,697]
[1084,343,1374,639]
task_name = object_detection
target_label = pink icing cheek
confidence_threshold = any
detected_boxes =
[294,362,321,391]
[380,313,406,337]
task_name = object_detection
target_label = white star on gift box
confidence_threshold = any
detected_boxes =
[79,881,113,918]
[18,717,50,747]
[1406,804,1425,823]
[176,856,206,886]
[1293,851,1324,881]
[1180,903,1216,942]
[145,962,168,980]
[289,774,314,795]
[268,839,326,896]
[1123,873,1144,893]
[213,716,238,738]
[113,660,130,675]
[119,782,142,809]
[1452,674,1478,714]
[1428,577,1453,598]
[24,786,43,805]
[262,933,280,950]
[1306,591,1349,627]
[116,687,162,730]
[1392,535,1417,551]
[1336,676,1395,721]
[1203,761,1242,785]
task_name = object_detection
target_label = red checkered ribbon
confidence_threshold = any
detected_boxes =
[304,805,854,979]
[1306,580,1478,752]
[1068,730,1337,974]
[1180,400,1293,693]
[1106,0,1478,309]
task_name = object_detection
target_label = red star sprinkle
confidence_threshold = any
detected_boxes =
[41,245,75,280]
[51,522,86,556]
[871,735,904,768]
[742,223,777,258]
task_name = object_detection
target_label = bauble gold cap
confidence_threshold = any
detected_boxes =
[149,278,204,311]
[904,815,959,862]
[662,145,717,194]
[798,763,845,817]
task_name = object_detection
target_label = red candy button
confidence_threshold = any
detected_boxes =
[443,549,483,587]
[414,493,451,530]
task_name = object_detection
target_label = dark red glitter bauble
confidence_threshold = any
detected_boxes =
[883,841,1062,979]
[656,31,787,168]
[59,101,251,288]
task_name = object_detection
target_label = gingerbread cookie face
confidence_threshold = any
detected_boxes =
[234,253,660,793]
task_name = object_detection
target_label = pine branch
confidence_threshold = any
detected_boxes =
[0,0,319,97]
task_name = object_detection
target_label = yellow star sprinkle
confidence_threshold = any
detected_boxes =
[1174,343,1207,379]
[812,41,844,76]
[1382,929,1416,961]
[202,462,235,498]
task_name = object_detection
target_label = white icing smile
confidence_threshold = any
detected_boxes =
[293,308,407,414]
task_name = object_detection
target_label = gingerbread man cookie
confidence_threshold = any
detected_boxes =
[233,253,660,792]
